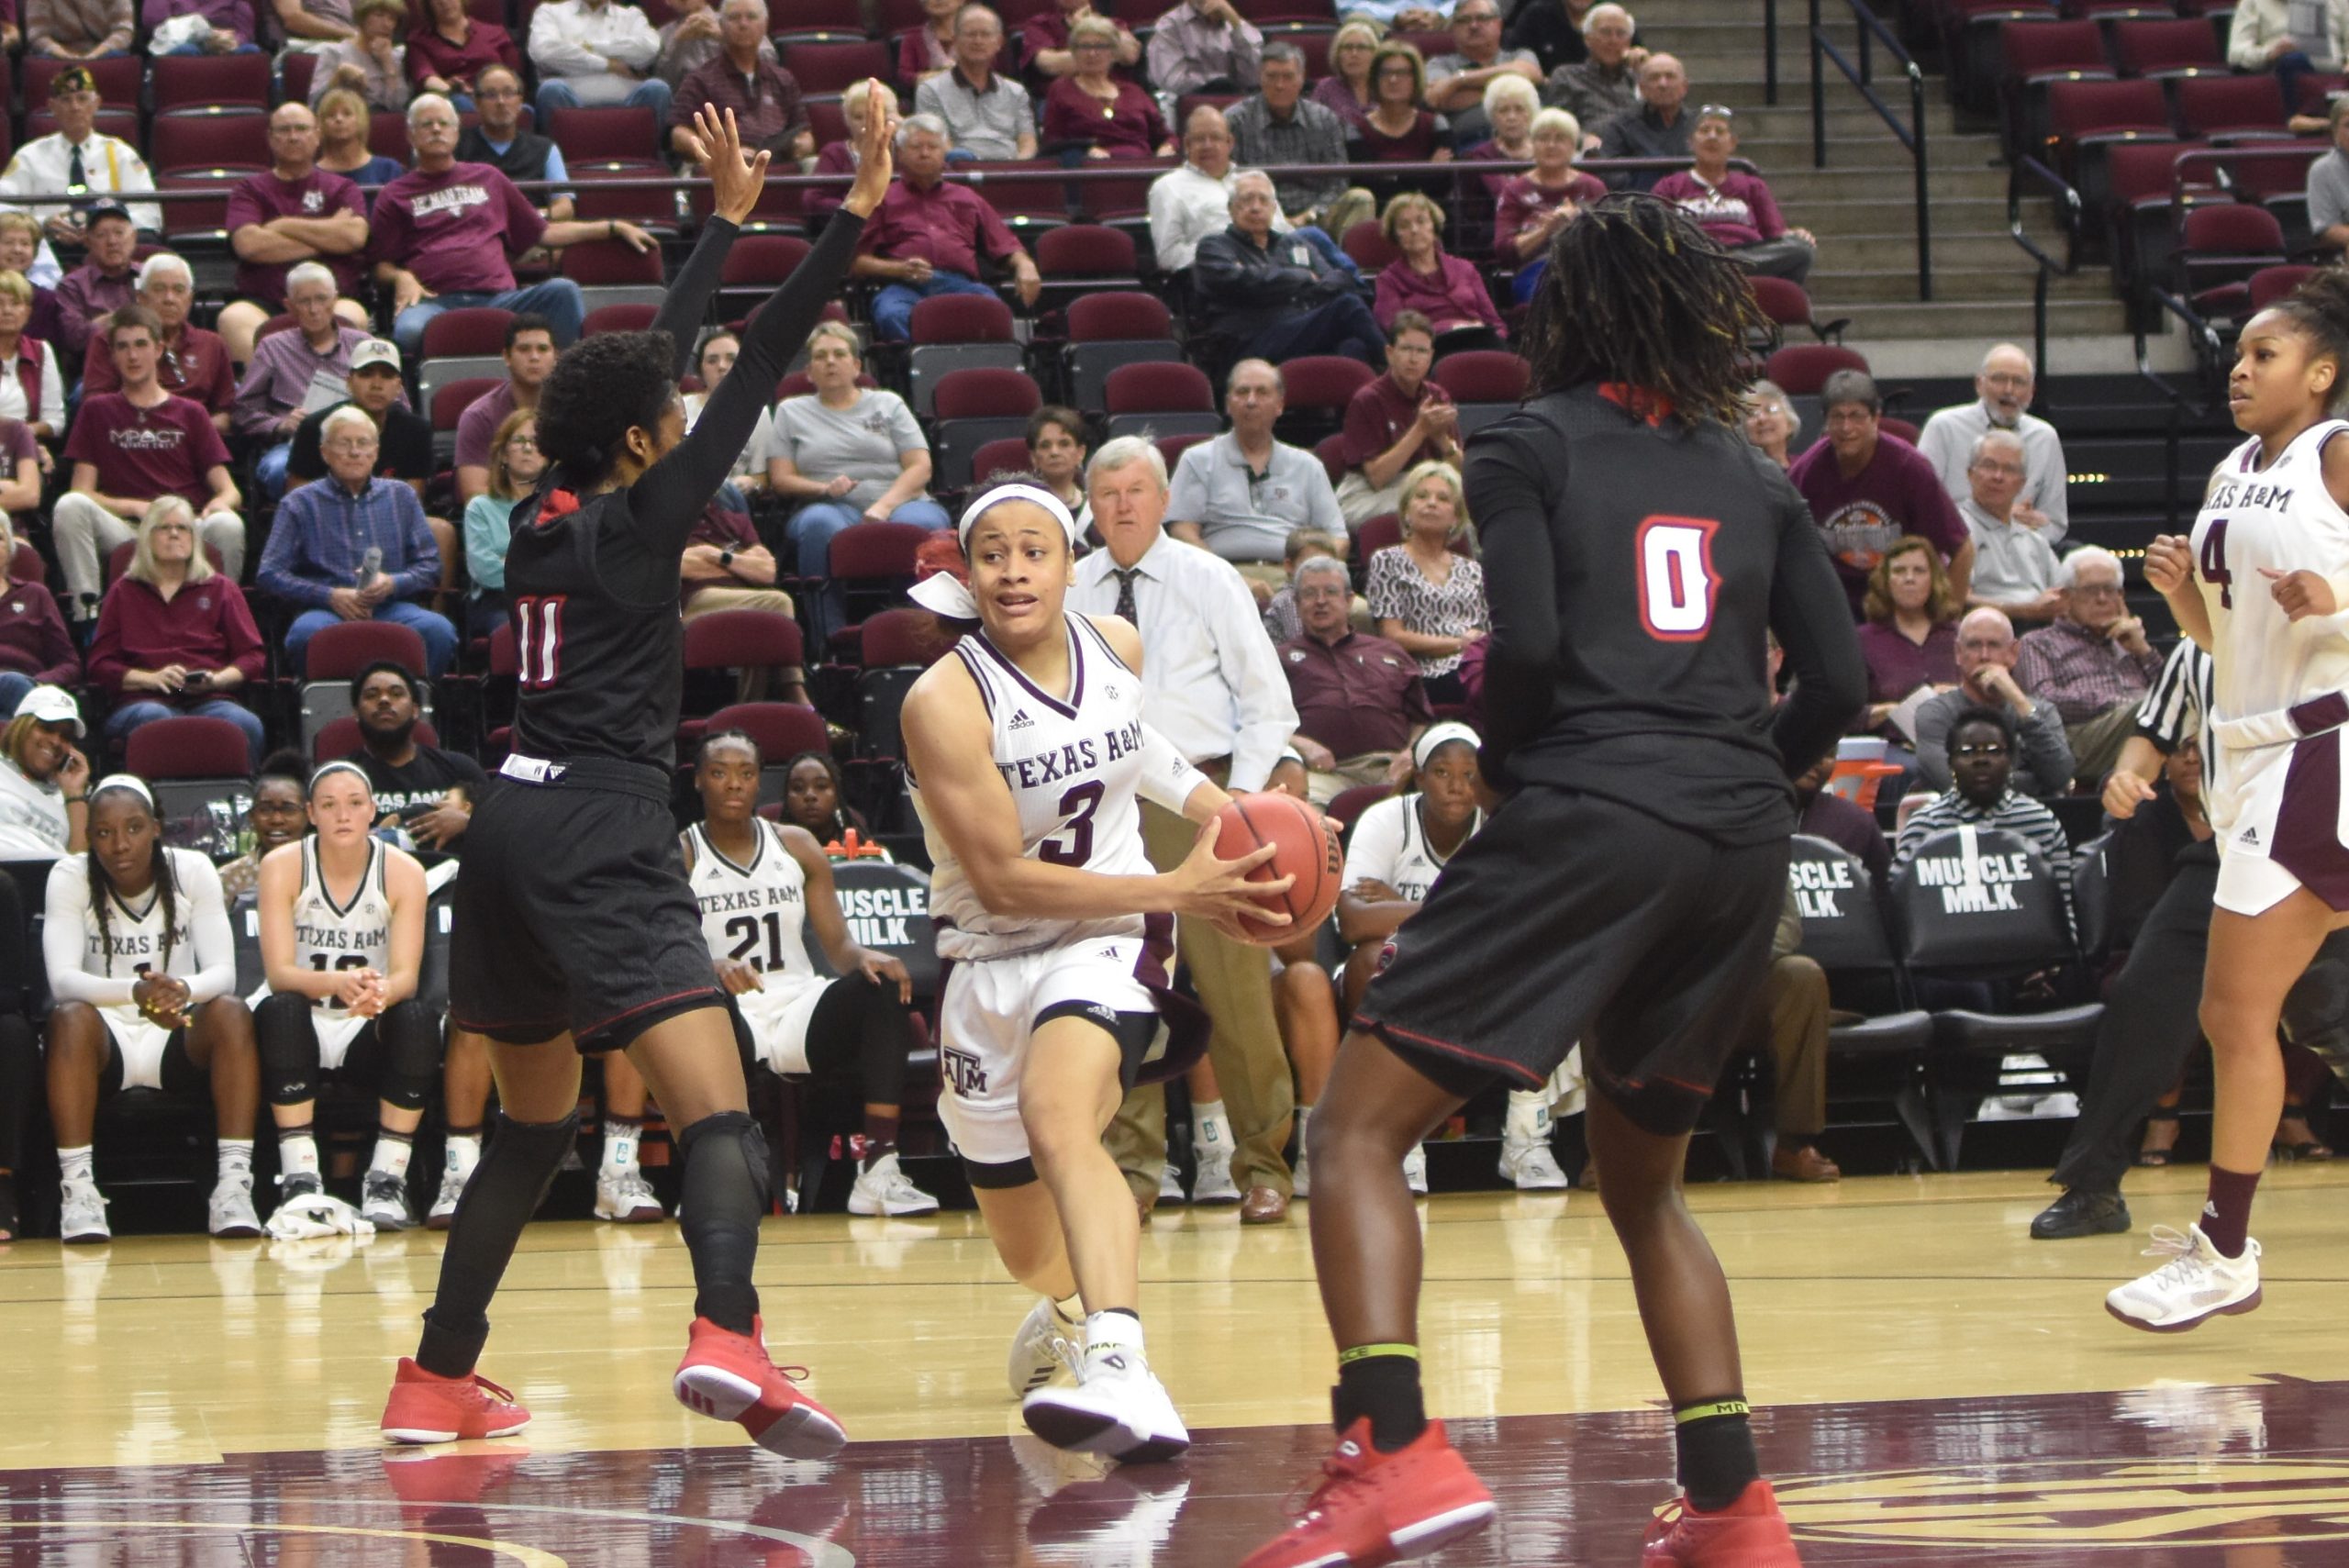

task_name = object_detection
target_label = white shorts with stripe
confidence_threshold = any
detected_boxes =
[2210,725,2349,917]
[738,973,832,1077]
[99,1006,173,1091]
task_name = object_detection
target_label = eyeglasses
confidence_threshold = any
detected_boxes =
[506,436,539,450]
[2071,583,2124,599]
[1952,743,2009,758]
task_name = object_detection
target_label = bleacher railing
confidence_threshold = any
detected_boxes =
[1809,0,1932,300]
[2005,151,2081,384]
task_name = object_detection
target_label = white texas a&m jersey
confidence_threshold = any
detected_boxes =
[286,837,395,1012]
[1341,795,1484,906]
[682,818,817,981]
[2193,421,2349,726]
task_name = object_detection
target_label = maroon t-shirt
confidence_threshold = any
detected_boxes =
[82,324,237,413]
[682,504,762,606]
[368,162,547,295]
[1340,371,1453,473]
[1787,431,1968,616]
[225,167,367,305]
[64,393,231,506]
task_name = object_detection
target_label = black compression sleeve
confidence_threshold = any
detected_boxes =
[1463,426,1560,784]
[1766,494,1868,779]
[629,210,869,552]
[653,213,740,378]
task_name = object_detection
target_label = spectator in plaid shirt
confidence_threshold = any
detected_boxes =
[2013,544,2162,787]
[259,405,455,676]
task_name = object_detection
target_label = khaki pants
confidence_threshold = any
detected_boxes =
[1764,954,1829,1139]
[53,493,246,613]
[1306,752,1399,806]
[684,584,803,703]
[1103,796,1296,1200]
[2065,699,2141,787]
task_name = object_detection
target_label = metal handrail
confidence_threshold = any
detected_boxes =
[1809,0,1932,299]
[1766,0,1780,106]
[2005,152,2082,384]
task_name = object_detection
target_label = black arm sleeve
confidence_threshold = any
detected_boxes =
[1767,495,1869,780]
[629,210,868,553]
[1463,424,1560,786]
[652,211,740,378]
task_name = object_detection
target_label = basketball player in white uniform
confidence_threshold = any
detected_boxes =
[42,775,260,1242]
[900,477,1290,1463]
[682,728,937,1218]
[252,761,437,1231]
[2115,272,2349,1330]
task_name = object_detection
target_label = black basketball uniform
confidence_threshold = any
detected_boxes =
[1354,383,1865,1135]
[448,211,866,1053]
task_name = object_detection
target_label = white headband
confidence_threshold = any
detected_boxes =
[907,484,1081,620]
[90,773,153,809]
[308,760,372,795]
[1412,721,1481,772]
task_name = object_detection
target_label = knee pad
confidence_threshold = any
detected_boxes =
[253,992,322,1106]
[676,1110,773,1218]
[376,999,442,1113]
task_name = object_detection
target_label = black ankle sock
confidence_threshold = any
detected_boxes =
[1675,1397,1759,1512]
[1332,1350,1426,1453]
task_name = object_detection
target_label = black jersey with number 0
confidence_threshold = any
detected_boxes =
[1464,383,1865,846]
[500,212,865,775]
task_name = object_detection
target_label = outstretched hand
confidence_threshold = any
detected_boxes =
[843,80,895,219]
[680,106,772,228]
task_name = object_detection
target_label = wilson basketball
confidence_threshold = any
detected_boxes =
[1212,792,1343,946]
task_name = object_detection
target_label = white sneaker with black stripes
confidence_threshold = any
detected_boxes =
[1022,1344,1190,1464]
[1008,1295,1082,1397]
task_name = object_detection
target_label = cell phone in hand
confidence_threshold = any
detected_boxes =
[183,670,210,689]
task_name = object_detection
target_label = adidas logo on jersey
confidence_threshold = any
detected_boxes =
[1008,709,1034,729]
[2241,826,2262,847]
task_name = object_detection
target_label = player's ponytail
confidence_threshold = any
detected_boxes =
[2278,270,2349,412]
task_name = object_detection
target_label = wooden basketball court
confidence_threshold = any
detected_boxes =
[6,1165,2348,1564]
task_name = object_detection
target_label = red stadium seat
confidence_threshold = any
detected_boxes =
[2249,263,2317,310]
[151,53,272,117]
[1999,19,2117,154]
[2174,75,2292,141]
[2178,202,2286,317]
[311,715,438,763]
[584,303,659,336]
[772,0,865,39]
[420,306,514,360]
[1324,782,1395,839]
[859,606,955,668]
[1429,349,1527,403]
[1064,290,1181,406]
[909,292,1016,344]
[560,236,665,285]
[10,540,44,584]
[150,114,270,176]
[125,716,250,780]
[968,435,1034,488]
[1764,343,1872,395]
[1275,354,1376,442]
[1107,361,1216,439]
[1312,430,1348,485]
[282,51,318,106]
[930,367,1043,486]
[826,520,935,579]
[1878,416,1922,445]
[779,39,894,94]
[2045,77,2176,219]
[1746,275,1820,339]
[1352,513,1403,558]
[546,106,662,161]
[719,233,813,322]
[1034,222,1141,307]
[370,111,411,160]
[703,702,829,762]
[1156,431,1214,473]
[682,612,807,728]
[24,54,137,108]
[1342,218,1401,272]
[2110,16,2224,77]
[305,620,429,681]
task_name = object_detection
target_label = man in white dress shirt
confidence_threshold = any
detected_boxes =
[529,0,672,123]
[1916,342,2071,544]
[0,66,161,247]
[1148,106,1291,274]
[1072,435,1303,1226]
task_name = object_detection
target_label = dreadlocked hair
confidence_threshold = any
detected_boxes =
[85,781,177,978]
[534,329,681,491]
[1520,192,1771,428]
[2271,268,2349,414]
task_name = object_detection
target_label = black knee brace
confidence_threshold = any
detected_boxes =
[254,992,321,1107]
[674,1110,771,1333]
[417,1110,581,1378]
[375,999,442,1113]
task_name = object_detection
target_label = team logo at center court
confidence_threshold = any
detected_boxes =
[1774,1458,2349,1547]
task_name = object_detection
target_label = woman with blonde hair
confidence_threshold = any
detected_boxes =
[461,408,543,639]
[1366,459,1488,704]
[1372,191,1506,347]
[0,272,61,445]
[1493,106,1603,279]
[86,497,268,765]
[1856,533,1962,743]
[315,85,407,191]
[1041,16,1172,161]
[1311,18,1386,128]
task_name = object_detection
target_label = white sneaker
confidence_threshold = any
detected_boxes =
[2107,1223,2264,1332]
[209,1173,262,1239]
[427,1166,469,1230]
[1156,1162,1186,1205]
[1402,1143,1429,1195]
[360,1171,412,1230]
[847,1151,940,1217]
[60,1178,110,1244]
[595,1168,667,1223]
[1498,1136,1569,1192]
[1008,1296,1082,1398]
[1190,1151,1241,1207]
[1022,1344,1191,1463]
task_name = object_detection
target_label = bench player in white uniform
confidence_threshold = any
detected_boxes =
[901,478,1290,1463]
[41,776,261,1242]
[682,728,937,1218]
[2117,271,2349,1331]
[252,761,438,1232]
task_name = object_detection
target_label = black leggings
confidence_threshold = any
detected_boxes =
[735,976,918,1106]
[0,1013,35,1170]
[254,993,441,1113]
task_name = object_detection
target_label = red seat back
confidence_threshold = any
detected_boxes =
[431,376,504,432]
[932,367,1041,420]
[970,435,1034,486]
[420,306,514,359]
[683,608,805,670]
[827,520,934,580]
[779,39,895,92]
[546,106,660,161]
[1428,349,1527,403]
[304,620,429,681]
[1068,291,1172,340]
[703,701,829,761]
[2112,17,2224,75]
[1107,361,1212,414]
[584,303,660,336]
[125,716,250,780]
[1035,222,1138,276]
[1277,354,1376,412]
[1764,343,1872,395]
[908,291,1015,343]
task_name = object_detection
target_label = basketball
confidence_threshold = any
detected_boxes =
[1212,791,1342,946]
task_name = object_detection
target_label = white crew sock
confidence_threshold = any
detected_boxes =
[217,1139,253,1181]
[1085,1308,1145,1359]
[1195,1099,1231,1154]
[603,1117,642,1173]
[1505,1089,1551,1144]
[370,1130,413,1180]
[58,1145,94,1184]
[277,1129,321,1179]
[444,1132,482,1180]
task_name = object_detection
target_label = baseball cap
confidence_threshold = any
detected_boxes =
[350,338,401,373]
[15,684,85,739]
[83,198,133,228]
[48,65,95,97]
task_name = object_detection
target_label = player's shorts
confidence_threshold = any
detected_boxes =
[937,931,1173,1184]
[1354,786,1788,1138]
[736,972,834,1077]
[249,986,377,1071]
[95,1006,199,1095]
[450,759,726,1053]
[2210,724,2349,917]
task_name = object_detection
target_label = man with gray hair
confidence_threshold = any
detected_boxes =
[1959,428,2063,623]
[1072,434,1303,1225]
[1914,606,2075,798]
[1916,341,2070,541]
[1224,42,1371,239]
[1168,359,1345,579]
[1546,5,1642,148]
[233,261,381,499]
[851,113,1042,341]
[913,5,1036,161]
[80,252,236,433]
[1194,172,1385,366]
[1280,552,1430,801]
[665,0,812,161]
[2016,544,2163,782]
[1788,366,1974,615]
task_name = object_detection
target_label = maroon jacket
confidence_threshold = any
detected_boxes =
[0,578,77,685]
[86,572,265,698]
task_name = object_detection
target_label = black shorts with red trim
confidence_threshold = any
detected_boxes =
[1353,786,1787,1137]
[450,760,725,1054]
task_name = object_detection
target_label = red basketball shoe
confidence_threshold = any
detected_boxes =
[674,1315,848,1459]
[1240,1418,1495,1568]
[379,1358,531,1443]
[1642,1479,1804,1566]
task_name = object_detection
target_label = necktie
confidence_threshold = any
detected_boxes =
[1114,567,1141,633]
[65,144,85,196]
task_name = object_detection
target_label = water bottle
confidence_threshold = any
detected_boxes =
[358,545,382,586]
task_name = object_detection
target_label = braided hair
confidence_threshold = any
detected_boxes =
[2267,269,2349,415]
[1519,192,1770,428]
[85,780,178,978]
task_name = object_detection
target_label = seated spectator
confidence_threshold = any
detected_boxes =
[1168,359,1346,580]
[0,684,90,861]
[456,67,575,222]
[2307,98,2349,252]
[1456,72,1538,228]
[1373,191,1504,346]
[807,76,897,223]
[1366,459,1486,704]
[87,497,267,762]
[2228,0,2346,125]
[1755,884,1841,1181]
[1341,0,1453,28]
[1336,310,1457,522]
[1543,2,1640,142]
[1787,368,1973,615]
[274,0,358,52]
[1425,0,1540,148]
[1895,705,2075,934]
[898,0,959,84]
[284,338,447,593]
[682,328,774,506]
[308,0,410,113]
[1593,50,1688,190]
[343,658,487,861]
[1147,0,1262,97]
[56,308,245,625]
[1262,528,1343,642]
[261,405,456,675]
[50,200,145,359]
[0,515,77,718]
[43,777,260,1246]
[1227,43,1374,241]
[316,86,407,191]
[1492,107,1599,282]
[768,321,952,645]
[460,407,536,639]
[374,95,650,353]
[216,751,307,899]
[408,0,522,110]
[217,106,371,366]
[1915,606,2074,800]
[1793,750,1890,893]
[1311,19,1383,129]
[1353,39,1452,205]
[233,264,374,498]
[0,215,65,348]
[1152,106,1290,272]
[145,0,259,54]
[1027,403,1092,529]
[452,315,554,506]
[1195,172,1386,369]
[2014,544,2161,784]
[667,0,811,161]
[1961,430,2063,624]
[0,272,63,447]
[1510,0,1634,75]
[850,115,1041,340]
[1281,555,1431,803]
[1916,342,2069,542]
[1023,0,1139,81]
[683,501,803,703]
[1742,377,1798,469]
[1855,535,1960,746]
[1652,105,1815,284]
[776,749,873,845]
[913,5,1036,162]
[81,253,235,434]
[28,0,130,57]
[1044,17,1172,161]
[529,0,670,121]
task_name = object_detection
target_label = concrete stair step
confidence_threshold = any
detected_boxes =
[1809,264,2114,302]
[1765,164,2009,200]
[1830,297,2132,337]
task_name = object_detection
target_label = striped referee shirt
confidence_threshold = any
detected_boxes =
[2134,639,2215,794]
[1894,786,2075,937]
